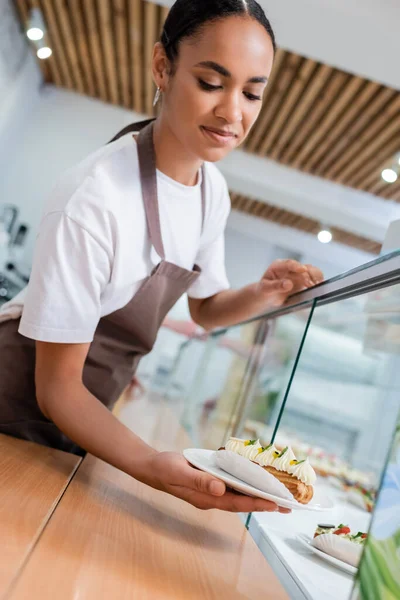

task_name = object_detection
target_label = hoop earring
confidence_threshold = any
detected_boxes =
[153,87,162,107]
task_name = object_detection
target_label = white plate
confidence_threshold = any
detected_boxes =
[296,534,358,575]
[183,448,334,512]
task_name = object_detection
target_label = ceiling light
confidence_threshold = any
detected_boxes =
[382,168,398,183]
[27,27,44,41]
[318,229,332,244]
[26,8,46,41]
[37,47,52,60]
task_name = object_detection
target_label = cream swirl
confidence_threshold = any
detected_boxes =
[225,437,246,455]
[273,447,297,472]
[289,458,317,485]
[254,444,278,467]
[241,440,262,461]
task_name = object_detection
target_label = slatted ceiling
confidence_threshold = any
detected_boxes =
[311,80,382,175]
[230,193,382,254]
[330,96,400,183]
[295,76,365,170]
[270,63,333,162]
[283,71,348,165]
[319,87,396,178]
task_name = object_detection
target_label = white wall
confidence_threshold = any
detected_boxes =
[0,86,147,260]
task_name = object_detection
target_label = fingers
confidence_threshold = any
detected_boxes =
[305,264,324,285]
[269,259,306,278]
[179,461,226,496]
[180,488,282,512]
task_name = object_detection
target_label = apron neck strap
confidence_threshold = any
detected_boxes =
[137,121,206,262]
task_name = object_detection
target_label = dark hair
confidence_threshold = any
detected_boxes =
[161,0,276,68]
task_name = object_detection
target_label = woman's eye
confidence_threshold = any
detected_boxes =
[198,79,221,92]
[244,92,262,102]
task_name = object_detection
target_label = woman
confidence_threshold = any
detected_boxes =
[0,0,322,512]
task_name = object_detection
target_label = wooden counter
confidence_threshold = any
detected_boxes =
[8,395,288,599]
[0,434,81,598]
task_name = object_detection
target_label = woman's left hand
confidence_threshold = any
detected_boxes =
[257,259,324,308]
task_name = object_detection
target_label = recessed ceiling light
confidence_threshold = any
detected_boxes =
[382,168,398,183]
[37,47,52,60]
[27,27,44,41]
[318,229,332,244]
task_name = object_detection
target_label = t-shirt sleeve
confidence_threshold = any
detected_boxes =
[187,171,231,299]
[19,212,111,343]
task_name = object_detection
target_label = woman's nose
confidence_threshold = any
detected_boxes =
[215,93,243,124]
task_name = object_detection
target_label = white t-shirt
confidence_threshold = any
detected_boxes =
[0,133,231,343]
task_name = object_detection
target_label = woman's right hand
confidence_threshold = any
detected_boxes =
[142,451,291,513]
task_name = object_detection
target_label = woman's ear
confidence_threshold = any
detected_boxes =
[152,42,170,92]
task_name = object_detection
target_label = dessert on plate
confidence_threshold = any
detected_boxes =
[221,437,317,504]
[312,523,368,567]
[346,484,376,513]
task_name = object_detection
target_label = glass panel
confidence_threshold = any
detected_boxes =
[352,413,400,600]
[172,321,267,450]
[232,306,314,444]
[274,283,400,484]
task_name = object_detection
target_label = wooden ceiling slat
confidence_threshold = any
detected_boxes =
[321,87,396,178]
[113,0,131,109]
[39,0,75,89]
[259,59,317,158]
[250,53,303,155]
[97,0,119,105]
[312,81,381,175]
[69,0,97,97]
[283,70,348,164]
[82,0,108,102]
[299,77,364,171]
[144,2,158,115]
[245,48,286,152]
[339,118,400,186]
[129,0,143,113]
[53,0,85,94]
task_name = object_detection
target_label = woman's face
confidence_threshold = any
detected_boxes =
[158,16,275,163]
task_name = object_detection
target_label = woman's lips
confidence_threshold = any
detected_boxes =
[201,126,238,146]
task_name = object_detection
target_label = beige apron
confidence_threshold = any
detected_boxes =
[0,121,206,455]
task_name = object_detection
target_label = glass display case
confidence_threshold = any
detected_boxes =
[163,250,400,600]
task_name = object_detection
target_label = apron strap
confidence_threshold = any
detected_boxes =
[107,118,156,144]
[137,122,166,261]
[137,122,207,262]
